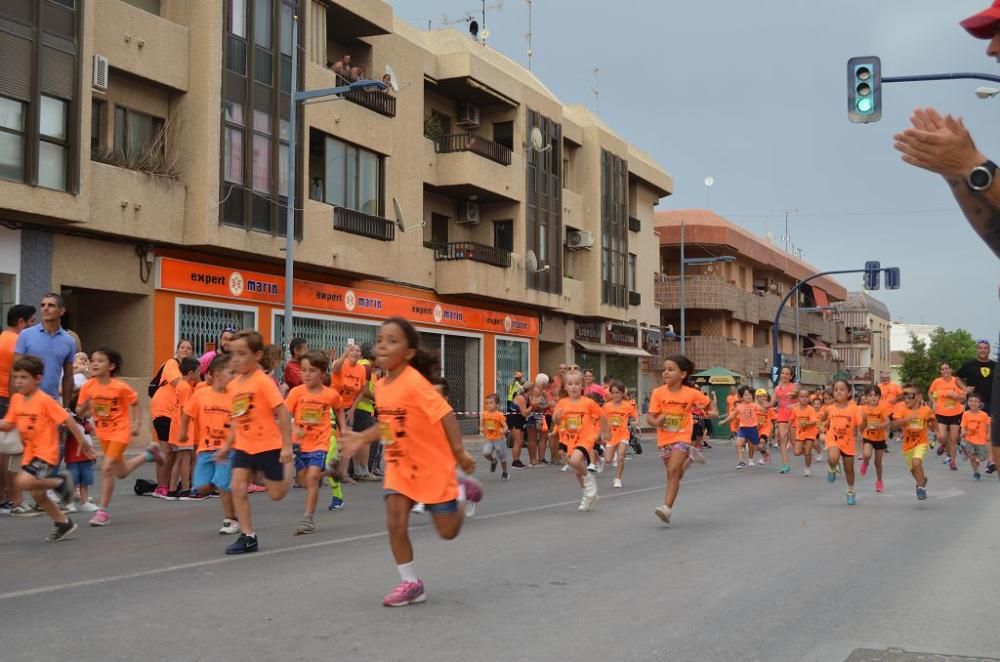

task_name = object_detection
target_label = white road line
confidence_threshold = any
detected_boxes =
[0,471,736,601]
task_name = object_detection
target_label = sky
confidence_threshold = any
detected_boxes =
[392,0,1000,342]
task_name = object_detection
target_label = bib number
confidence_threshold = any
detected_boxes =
[663,414,683,432]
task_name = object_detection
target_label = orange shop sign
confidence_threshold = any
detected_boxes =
[157,258,538,337]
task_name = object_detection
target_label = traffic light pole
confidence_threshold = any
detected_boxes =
[882,72,1000,85]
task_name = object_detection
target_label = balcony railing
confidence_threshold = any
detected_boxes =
[435,133,512,166]
[333,207,395,241]
[334,74,396,117]
[433,242,512,268]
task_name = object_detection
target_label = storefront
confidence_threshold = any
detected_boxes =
[571,321,656,409]
[154,258,537,431]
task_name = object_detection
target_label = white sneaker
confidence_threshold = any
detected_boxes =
[803,468,811,477]
[66,502,78,513]
[579,491,599,511]
[80,501,99,513]
[613,478,622,489]
[748,459,755,466]
[577,495,588,511]
[411,503,426,514]
[597,458,606,473]
[583,473,598,497]
[218,519,240,535]
[464,501,476,517]
[586,463,597,473]
[654,505,671,523]
[561,464,571,472]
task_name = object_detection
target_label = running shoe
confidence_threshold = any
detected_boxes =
[146,443,165,465]
[328,496,345,511]
[501,472,510,481]
[759,455,771,465]
[511,460,526,469]
[579,492,599,511]
[561,464,571,472]
[597,458,606,473]
[295,516,316,535]
[859,461,869,477]
[151,486,169,499]
[949,461,958,471]
[225,533,258,554]
[779,464,790,474]
[654,505,671,524]
[383,579,426,607]
[613,478,622,489]
[89,508,110,526]
[875,480,884,493]
[248,483,268,493]
[936,444,946,456]
[942,456,951,465]
[827,468,837,484]
[586,463,597,473]
[9,503,40,517]
[973,472,982,481]
[803,467,811,477]
[489,458,498,473]
[986,462,997,474]
[916,485,927,500]
[46,518,78,542]
[737,462,746,470]
[748,459,755,467]
[80,501,99,512]
[165,490,182,501]
[219,519,240,534]
[846,491,856,506]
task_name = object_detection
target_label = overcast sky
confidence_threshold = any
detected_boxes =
[393,0,1000,342]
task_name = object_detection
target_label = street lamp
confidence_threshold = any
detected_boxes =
[282,13,387,358]
[704,176,714,210]
[679,219,735,354]
[976,86,1000,99]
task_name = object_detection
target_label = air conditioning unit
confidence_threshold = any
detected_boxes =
[457,102,480,127]
[93,54,109,91]
[457,201,480,225]
[566,230,595,250]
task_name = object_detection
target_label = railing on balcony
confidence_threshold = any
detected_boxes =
[435,133,512,166]
[334,74,396,117]
[628,216,641,232]
[433,242,512,268]
[333,206,395,241]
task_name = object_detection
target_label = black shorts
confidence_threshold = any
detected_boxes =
[231,449,284,482]
[506,413,526,431]
[22,458,58,479]
[153,416,172,442]
[573,446,591,464]
[935,414,962,427]
[864,440,888,451]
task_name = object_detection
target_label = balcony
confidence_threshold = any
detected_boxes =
[433,242,512,268]
[423,139,522,204]
[94,0,189,92]
[333,74,396,117]
[435,133,512,166]
[333,207,395,242]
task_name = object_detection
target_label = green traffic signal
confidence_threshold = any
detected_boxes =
[848,57,882,123]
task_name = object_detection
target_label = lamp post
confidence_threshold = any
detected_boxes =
[282,13,386,358]
[678,218,735,354]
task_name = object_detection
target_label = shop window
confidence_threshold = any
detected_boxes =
[273,314,377,355]
[605,355,637,398]
[177,302,257,357]
[0,96,25,183]
[495,338,528,406]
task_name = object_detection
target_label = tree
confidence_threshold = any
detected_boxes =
[899,328,977,392]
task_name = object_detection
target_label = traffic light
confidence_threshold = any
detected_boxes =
[863,260,881,290]
[847,56,882,123]
[884,267,901,290]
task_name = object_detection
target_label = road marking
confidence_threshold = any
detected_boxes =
[0,471,736,601]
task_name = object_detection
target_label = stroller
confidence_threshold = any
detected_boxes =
[627,422,643,455]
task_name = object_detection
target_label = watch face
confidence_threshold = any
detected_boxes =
[971,167,991,189]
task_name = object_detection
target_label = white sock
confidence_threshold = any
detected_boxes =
[397,561,418,583]
[245,531,256,538]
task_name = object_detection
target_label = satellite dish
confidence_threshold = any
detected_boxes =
[528,126,552,153]
[393,198,425,233]
[525,249,550,273]
[384,65,400,93]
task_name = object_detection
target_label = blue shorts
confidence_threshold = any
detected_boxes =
[294,449,327,473]
[739,427,760,445]
[67,460,95,487]
[383,489,459,513]
[194,450,233,492]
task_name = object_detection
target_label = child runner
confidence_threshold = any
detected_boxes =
[859,385,892,493]
[480,394,510,480]
[338,317,482,607]
[790,388,819,476]
[64,414,96,513]
[286,351,346,535]
[180,353,239,534]
[553,369,608,511]
[893,384,935,500]
[725,386,740,441]
[602,380,635,488]
[80,347,163,526]
[647,355,717,524]
[823,380,862,505]
[2,357,92,541]
[959,394,992,480]
[166,357,201,499]
[149,340,192,499]
[719,385,760,470]
[216,331,294,555]
[755,389,776,465]
[772,366,797,474]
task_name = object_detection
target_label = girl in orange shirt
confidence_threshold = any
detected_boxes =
[554,370,609,511]
[755,389,776,465]
[790,388,819,476]
[928,362,968,471]
[647,355,717,524]
[859,385,892,493]
[339,317,481,608]
[821,380,863,505]
[602,381,635,489]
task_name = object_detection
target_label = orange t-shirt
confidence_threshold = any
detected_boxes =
[332,361,367,407]
[860,402,890,442]
[0,329,18,399]
[78,377,138,443]
[879,381,902,407]
[4,390,69,465]
[194,381,209,392]
[756,407,775,438]
[648,385,710,447]
[898,404,934,451]
[791,405,819,441]
[228,369,286,454]
[929,377,965,417]
[603,400,636,444]
[286,385,343,453]
[726,393,740,430]
[149,359,182,419]
[375,365,457,504]
[825,402,862,454]
[961,410,991,445]
[184,387,233,453]
[481,410,506,441]
[170,380,196,445]
[556,396,604,450]
[734,402,758,428]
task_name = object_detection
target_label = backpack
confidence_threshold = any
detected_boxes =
[133,478,158,496]
[147,362,166,398]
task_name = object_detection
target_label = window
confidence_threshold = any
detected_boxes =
[0,96,25,182]
[38,96,68,190]
[601,149,628,307]
[525,110,562,294]
[493,121,513,150]
[494,220,513,252]
[430,213,449,247]
[310,131,383,215]
[120,0,160,14]
[90,99,104,157]
[628,253,637,292]
[114,106,165,162]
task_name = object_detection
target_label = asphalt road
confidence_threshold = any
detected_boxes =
[1,440,999,662]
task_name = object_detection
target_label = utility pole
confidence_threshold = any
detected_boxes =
[524,0,533,70]
[592,67,600,113]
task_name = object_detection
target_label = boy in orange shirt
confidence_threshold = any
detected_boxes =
[2,356,92,541]
[790,388,819,476]
[960,394,992,480]
[286,351,346,535]
[602,381,636,488]
[554,370,609,512]
[755,389,776,463]
[893,384,935,500]
[822,380,863,505]
[167,357,201,500]
[79,347,164,527]
[216,331,294,555]
[480,393,510,481]
[859,385,892,493]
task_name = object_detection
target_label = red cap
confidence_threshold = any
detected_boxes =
[961,0,1000,39]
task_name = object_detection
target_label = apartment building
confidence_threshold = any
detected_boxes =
[654,210,846,388]
[831,291,892,388]
[0,0,671,423]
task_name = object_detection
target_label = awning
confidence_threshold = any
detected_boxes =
[572,340,653,358]
[813,287,830,308]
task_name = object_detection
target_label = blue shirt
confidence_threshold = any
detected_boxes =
[14,324,77,400]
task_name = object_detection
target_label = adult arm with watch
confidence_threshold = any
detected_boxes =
[894,107,1000,258]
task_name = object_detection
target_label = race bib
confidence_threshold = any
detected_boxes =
[611,414,622,428]
[379,422,394,445]
[866,416,880,430]
[93,401,111,418]
[565,415,582,432]
[231,394,251,418]
[907,418,923,430]
[300,405,323,425]
[663,414,683,432]
[485,420,498,433]
[798,417,810,428]
[943,398,956,409]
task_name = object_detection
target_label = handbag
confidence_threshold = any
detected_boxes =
[0,427,23,455]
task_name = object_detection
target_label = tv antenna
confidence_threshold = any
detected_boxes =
[438,0,503,45]
[591,67,600,113]
[524,0,533,70]
[781,209,798,254]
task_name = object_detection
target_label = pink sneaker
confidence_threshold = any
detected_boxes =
[248,484,267,494]
[875,480,884,493]
[89,509,110,526]
[859,461,868,477]
[459,476,484,504]
[151,486,169,499]
[383,579,426,607]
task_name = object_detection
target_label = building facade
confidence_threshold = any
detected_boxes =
[831,291,892,388]
[889,322,938,382]
[0,0,671,422]
[654,210,847,389]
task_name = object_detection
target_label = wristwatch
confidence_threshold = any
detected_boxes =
[967,159,997,192]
